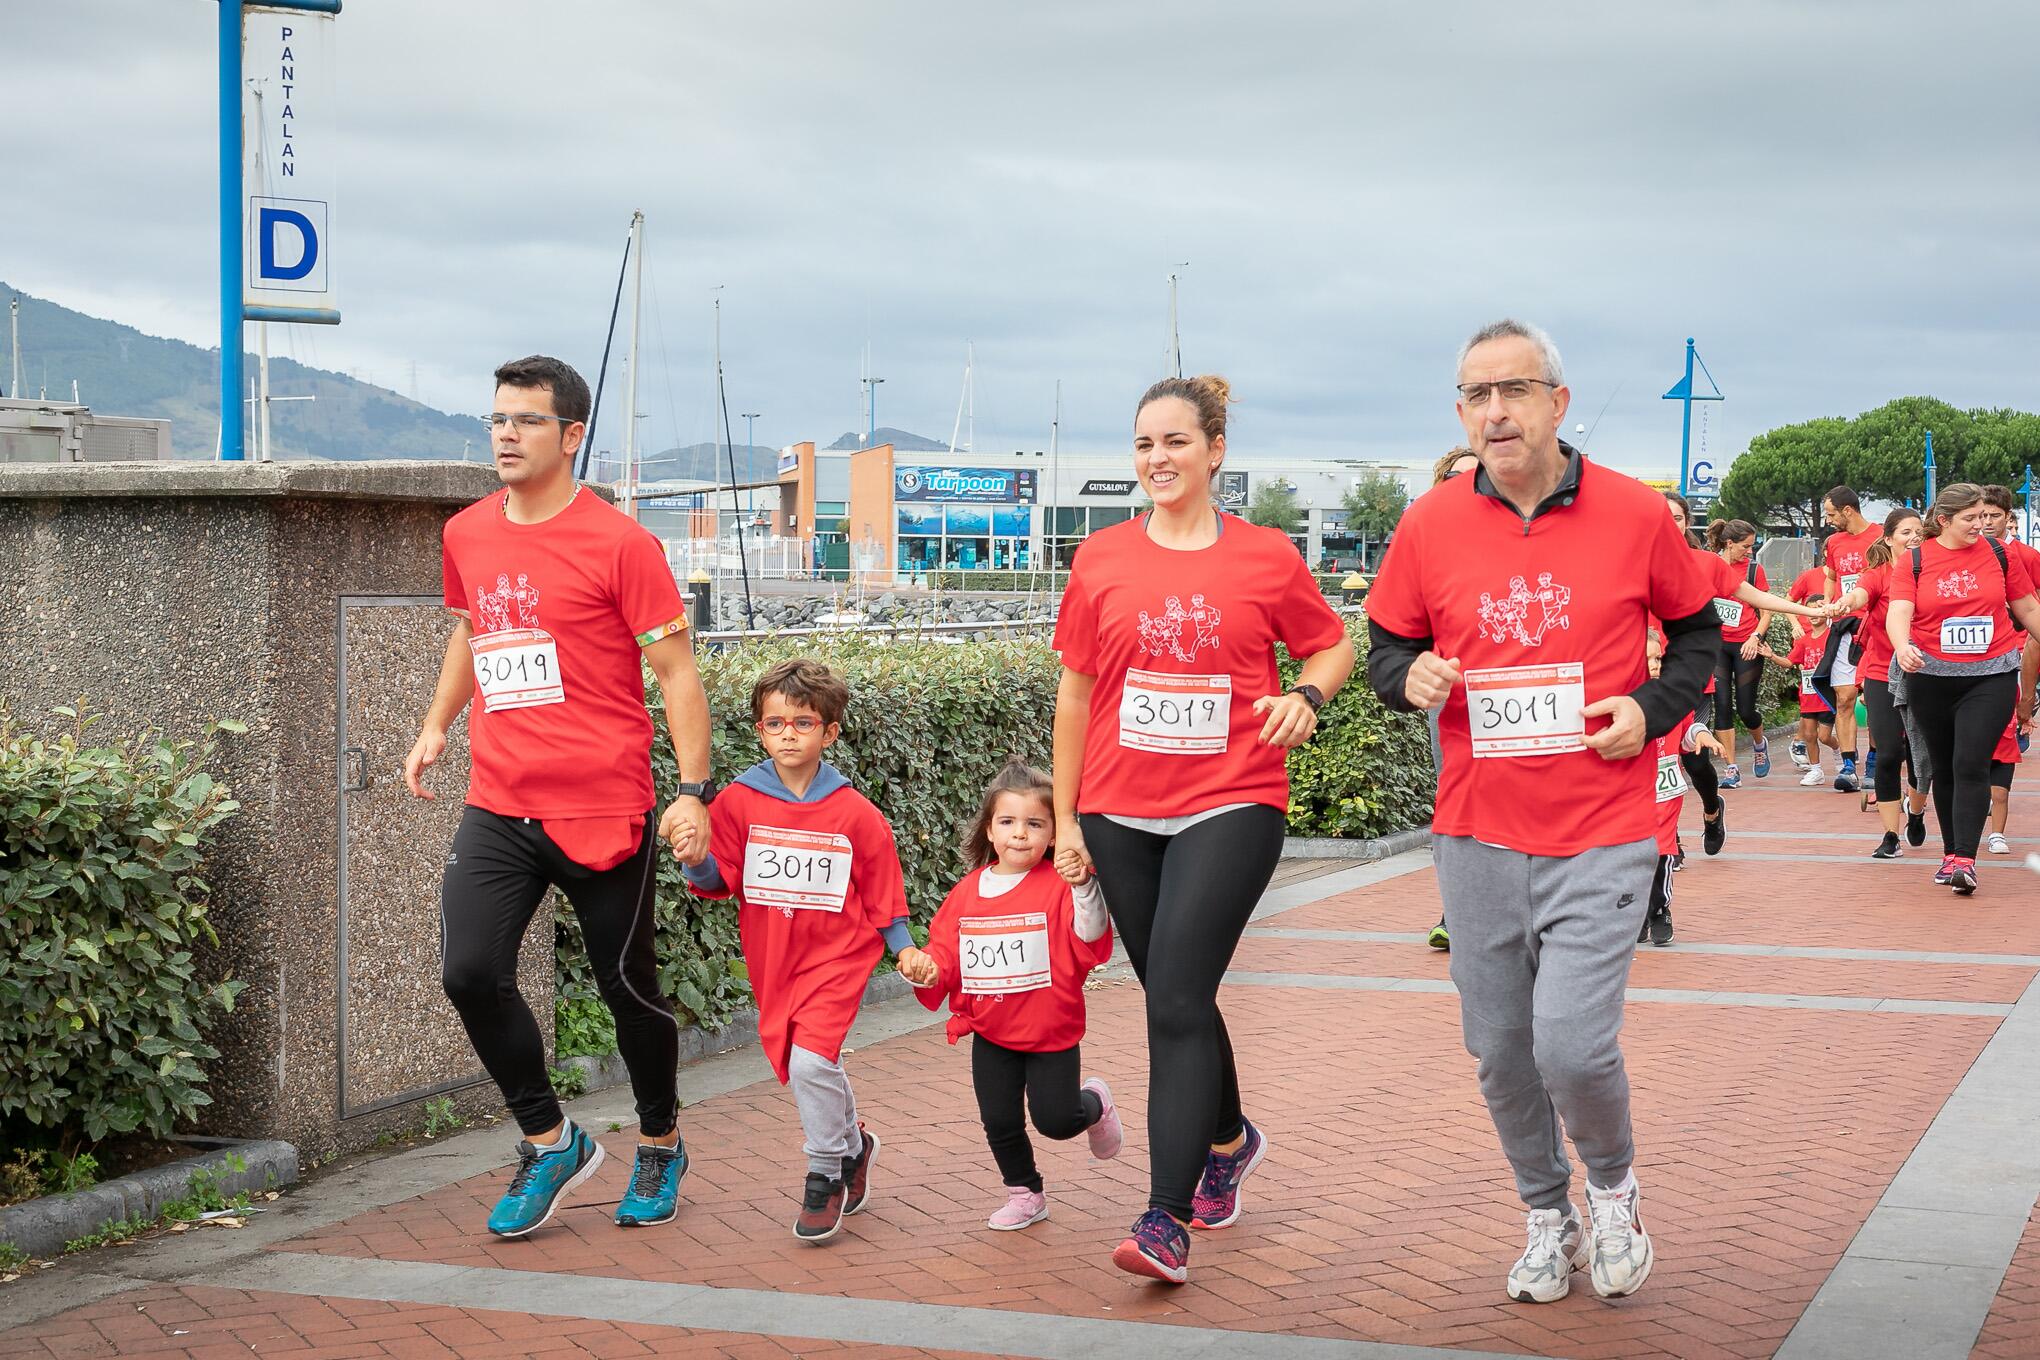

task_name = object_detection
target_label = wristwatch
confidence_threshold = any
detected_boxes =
[1286,684,1326,713]
[673,779,717,805]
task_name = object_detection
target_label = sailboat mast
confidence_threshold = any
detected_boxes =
[1048,378,1060,573]
[622,210,645,520]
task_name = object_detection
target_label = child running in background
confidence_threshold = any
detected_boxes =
[1644,628,1721,947]
[1764,606,1841,787]
[671,659,929,1244]
[1987,712,2022,855]
[903,760,1124,1230]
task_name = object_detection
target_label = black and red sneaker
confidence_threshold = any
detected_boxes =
[793,1172,846,1243]
[1111,1208,1190,1283]
[1949,857,1979,896]
[841,1124,879,1215]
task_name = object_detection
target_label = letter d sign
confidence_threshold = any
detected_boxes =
[248,195,329,294]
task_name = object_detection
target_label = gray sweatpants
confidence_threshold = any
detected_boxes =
[1435,833,1655,1212]
[788,1045,860,1177]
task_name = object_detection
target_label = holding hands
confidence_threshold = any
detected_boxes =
[660,798,711,865]
[1055,817,1095,884]
[896,945,941,988]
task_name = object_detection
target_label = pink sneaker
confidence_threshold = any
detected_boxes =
[1083,1078,1123,1160]
[987,1187,1048,1231]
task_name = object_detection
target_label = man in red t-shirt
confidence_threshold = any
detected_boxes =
[403,355,714,1239]
[1367,319,1718,1306]
[1818,487,1881,789]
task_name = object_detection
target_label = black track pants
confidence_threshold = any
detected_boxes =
[1081,804,1285,1220]
[439,807,678,1138]
[1905,670,2019,859]
[971,1037,1101,1193]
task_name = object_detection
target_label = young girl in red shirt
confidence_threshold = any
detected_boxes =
[907,761,1123,1231]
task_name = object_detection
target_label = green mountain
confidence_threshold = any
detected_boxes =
[0,283,481,460]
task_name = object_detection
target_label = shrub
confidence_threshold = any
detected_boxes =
[0,706,246,1149]
[926,570,1071,594]
[555,628,1433,1038]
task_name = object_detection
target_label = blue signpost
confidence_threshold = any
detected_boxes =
[1924,429,1936,505]
[2023,463,2035,545]
[218,0,342,462]
[1662,337,1724,499]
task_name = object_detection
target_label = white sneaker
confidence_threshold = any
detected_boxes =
[1799,766,1825,786]
[1587,1177,1653,1298]
[1506,1205,1588,1303]
[1988,833,2012,855]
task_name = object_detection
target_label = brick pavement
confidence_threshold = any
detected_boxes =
[8,760,2039,1358]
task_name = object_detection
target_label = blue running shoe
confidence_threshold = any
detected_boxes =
[615,1141,687,1227]
[1719,764,1742,790]
[486,1124,605,1239]
[1112,1208,1190,1283]
[1863,747,1877,786]
[1752,735,1770,779]
[1190,1119,1271,1230]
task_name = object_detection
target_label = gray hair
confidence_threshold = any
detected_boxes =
[1456,318,1564,386]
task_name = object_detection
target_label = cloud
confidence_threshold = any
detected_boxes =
[6,0,2036,475]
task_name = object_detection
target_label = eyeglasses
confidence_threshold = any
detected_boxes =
[757,716,824,734]
[483,412,578,430]
[1455,378,1557,406]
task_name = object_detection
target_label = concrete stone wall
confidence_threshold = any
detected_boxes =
[0,461,549,1157]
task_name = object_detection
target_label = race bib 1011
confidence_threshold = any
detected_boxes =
[470,627,565,711]
[1118,669,1230,755]
[742,826,853,913]
[1463,662,1587,759]
[1940,615,1994,655]
[959,912,1052,995]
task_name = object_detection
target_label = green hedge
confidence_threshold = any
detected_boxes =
[925,570,1071,593]
[555,624,1431,1040]
[0,708,246,1148]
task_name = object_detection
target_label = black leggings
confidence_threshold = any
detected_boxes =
[1905,670,2019,858]
[1861,679,1922,803]
[1679,716,1722,817]
[440,807,677,1138]
[971,1036,1101,1192]
[1081,804,1285,1220]
[1711,644,1766,732]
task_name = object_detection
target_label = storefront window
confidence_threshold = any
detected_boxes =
[898,537,940,573]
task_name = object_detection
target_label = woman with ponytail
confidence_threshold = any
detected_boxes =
[1051,374,1355,1283]
[1830,509,1931,857]
[1887,484,2040,893]
[1701,518,1776,786]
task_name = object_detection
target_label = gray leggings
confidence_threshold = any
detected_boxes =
[1436,834,1656,1211]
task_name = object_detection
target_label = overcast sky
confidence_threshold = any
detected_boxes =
[8,1,2037,474]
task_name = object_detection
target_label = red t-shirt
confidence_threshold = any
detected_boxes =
[1789,566,1828,605]
[1054,514,1347,818]
[442,489,686,820]
[2005,539,2040,641]
[691,780,907,1082]
[1853,563,1897,685]
[1995,713,2021,766]
[1826,525,1883,620]
[1888,539,2036,665]
[1708,555,1768,644]
[1787,630,1833,713]
[913,862,1113,1052]
[1652,713,1694,855]
[1367,459,1718,856]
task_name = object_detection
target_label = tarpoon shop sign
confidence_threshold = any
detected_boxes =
[895,467,1038,504]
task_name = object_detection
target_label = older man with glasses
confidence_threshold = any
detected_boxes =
[1365,319,1719,1305]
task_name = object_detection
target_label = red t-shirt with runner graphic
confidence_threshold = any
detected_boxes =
[1826,525,1883,620]
[1707,555,1768,644]
[442,488,687,820]
[1787,629,1834,713]
[1888,538,2035,665]
[1789,566,1828,605]
[1652,713,1695,855]
[691,781,906,1083]
[1367,460,1719,856]
[1054,513,1346,818]
[1853,563,1898,685]
[912,861,1114,1052]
